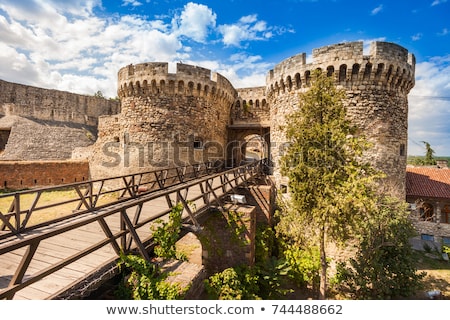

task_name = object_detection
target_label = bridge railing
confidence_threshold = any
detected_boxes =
[0,160,265,300]
[0,161,223,239]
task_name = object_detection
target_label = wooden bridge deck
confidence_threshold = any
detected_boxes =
[1,197,171,299]
[0,162,263,300]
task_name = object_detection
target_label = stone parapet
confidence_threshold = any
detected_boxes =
[266,41,415,95]
[117,62,237,105]
[0,79,120,127]
[266,41,415,196]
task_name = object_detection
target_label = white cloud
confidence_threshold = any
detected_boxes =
[431,0,448,6]
[0,1,189,97]
[412,33,423,41]
[172,2,216,43]
[371,4,384,15]
[218,14,274,47]
[122,0,143,7]
[408,56,450,155]
[0,0,288,97]
[438,28,449,36]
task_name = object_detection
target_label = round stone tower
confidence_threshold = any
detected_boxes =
[88,62,237,177]
[266,41,415,197]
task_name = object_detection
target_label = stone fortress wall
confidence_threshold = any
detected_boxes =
[266,41,415,196]
[83,62,239,178]
[0,41,415,194]
[233,87,270,126]
[0,79,120,161]
[0,79,120,126]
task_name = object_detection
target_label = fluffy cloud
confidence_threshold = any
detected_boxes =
[0,1,192,96]
[408,56,450,155]
[218,14,274,47]
[370,4,383,15]
[0,1,285,98]
[172,2,217,43]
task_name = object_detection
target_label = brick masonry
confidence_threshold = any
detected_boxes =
[198,204,256,275]
[0,160,90,190]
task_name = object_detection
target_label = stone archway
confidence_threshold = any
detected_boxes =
[226,126,270,167]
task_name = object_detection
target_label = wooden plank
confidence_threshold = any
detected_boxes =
[0,162,261,300]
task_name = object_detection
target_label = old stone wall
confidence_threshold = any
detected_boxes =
[0,79,120,126]
[0,79,120,162]
[232,87,270,126]
[0,160,89,190]
[0,41,414,199]
[0,116,96,160]
[266,41,415,197]
[199,204,256,275]
[84,62,237,179]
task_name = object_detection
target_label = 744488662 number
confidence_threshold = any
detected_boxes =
[271,304,343,315]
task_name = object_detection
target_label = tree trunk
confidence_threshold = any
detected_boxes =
[319,228,327,300]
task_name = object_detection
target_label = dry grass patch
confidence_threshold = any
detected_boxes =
[0,189,118,227]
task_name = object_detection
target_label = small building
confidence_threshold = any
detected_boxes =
[406,160,450,251]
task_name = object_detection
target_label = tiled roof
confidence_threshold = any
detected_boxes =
[406,166,450,199]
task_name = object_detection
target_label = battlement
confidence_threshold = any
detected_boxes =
[117,62,237,103]
[266,41,415,95]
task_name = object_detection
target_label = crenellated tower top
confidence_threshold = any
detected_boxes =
[117,62,238,104]
[266,41,415,97]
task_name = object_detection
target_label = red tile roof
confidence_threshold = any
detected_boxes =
[406,167,450,199]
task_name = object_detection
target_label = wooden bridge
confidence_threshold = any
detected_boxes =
[0,160,266,300]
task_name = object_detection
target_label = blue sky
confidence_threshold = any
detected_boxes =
[0,0,449,156]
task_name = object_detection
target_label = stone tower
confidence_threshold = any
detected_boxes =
[82,41,415,198]
[85,62,237,178]
[266,41,415,196]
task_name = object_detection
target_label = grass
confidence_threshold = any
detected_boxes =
[413,250,450,299]
[0,189,118,227]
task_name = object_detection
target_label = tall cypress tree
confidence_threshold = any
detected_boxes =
[277,70,383,299]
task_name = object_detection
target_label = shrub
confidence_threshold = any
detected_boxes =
[116,253,186,300]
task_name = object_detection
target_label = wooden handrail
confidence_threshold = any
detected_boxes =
[0,160,265,299]
[0,161,222,237]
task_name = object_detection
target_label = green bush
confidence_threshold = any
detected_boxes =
[116,253,185,300]
[335,195,425,299]
[204,266,261,300]
[283,245,320,289]
[151,203,187,261]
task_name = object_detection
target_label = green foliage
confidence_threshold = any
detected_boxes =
[242,101,251,113]
[94,90,104,98]
[277,69,383,298]
[283,245,320,289]
[116,253,185,300]
[226,210,249,245]
[335,194,425,299]
[254,257,293,299]
[422,141,436,165]
[408,142,438,165]
[255,225,277,263]
[151,203,187,261]
[204,225,292,300]
[278,70,381,245]
[204,266,261,300]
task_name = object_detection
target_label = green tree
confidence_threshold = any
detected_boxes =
[94,90,104,98]
[422,141,436,165]
[276,70,382,299]
[336,191,425,299]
